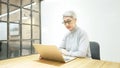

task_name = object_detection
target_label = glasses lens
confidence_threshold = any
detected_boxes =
[64,20,72,24]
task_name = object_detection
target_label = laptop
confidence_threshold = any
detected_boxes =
[33,44,76,63]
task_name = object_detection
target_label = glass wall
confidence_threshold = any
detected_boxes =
[0,0,41,59]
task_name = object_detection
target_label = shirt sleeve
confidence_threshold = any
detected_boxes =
[59,34,71,55]
[59,34,68,49]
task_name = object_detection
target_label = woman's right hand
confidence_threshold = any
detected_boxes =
[39,55,42,60]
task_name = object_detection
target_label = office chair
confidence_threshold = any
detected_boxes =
[0,41,2,52]
[0,41,1,60]
[90,41,100,60]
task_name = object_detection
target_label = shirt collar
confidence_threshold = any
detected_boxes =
[70,25,78,33]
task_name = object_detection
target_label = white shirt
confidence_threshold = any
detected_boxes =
[60,26,91,57]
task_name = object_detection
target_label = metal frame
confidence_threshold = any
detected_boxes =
[0,0,41,59]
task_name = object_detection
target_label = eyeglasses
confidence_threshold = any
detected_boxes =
[63,19,72,24]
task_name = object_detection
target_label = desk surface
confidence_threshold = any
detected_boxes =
[0,54,120,68]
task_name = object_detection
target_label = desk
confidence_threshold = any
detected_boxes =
[0,54,120,68]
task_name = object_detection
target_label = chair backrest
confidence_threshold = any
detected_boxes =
[90,41,100,60]
[0,41,2,51]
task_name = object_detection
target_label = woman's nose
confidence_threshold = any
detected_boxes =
[65,23,69,26]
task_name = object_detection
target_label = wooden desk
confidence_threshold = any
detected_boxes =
[0,54,120,68]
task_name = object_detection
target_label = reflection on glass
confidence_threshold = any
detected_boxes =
[22,9,31,24]
[33,26,40,39]
[0,41,7,60]
[9,6,20,23]
[8,41,20,58]
[33,12,39,25]
[32,40,40,53]
[22,25,31,39]
[9,5,19,12]
[32,40,40,44]
[1,0,7,3]
[0,23,7,40]
[0,4,7,21]
[0,3,7,14]
[22,0,31,7]
[32,2,39,11]
[9,0,20,6]
[23,1,38,11]
[0,16,7,21]
[9,23,19,36]
[22,40,31,56]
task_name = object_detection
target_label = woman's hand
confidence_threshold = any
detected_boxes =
[39,55,42,60]
[60,49,70,56]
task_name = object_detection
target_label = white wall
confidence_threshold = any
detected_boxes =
[41,0,120,62]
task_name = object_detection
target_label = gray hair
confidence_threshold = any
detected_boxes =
[63,11,77,19]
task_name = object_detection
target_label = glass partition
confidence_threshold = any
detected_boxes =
[0,23,7,40]
[0,3,7,21]
[22,40,31,56]
[8,41,20,58]
[9,0,20,6]
[22,25,31,39]
[0,41,7,59]
[0,0,41,60]
[9,6,20,23]
[33,26,40,39]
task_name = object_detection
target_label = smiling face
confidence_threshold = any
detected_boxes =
[63,16,76,31]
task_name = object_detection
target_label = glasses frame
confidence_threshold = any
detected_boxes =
[63,19,72,24]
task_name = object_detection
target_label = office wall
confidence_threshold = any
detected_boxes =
[41,0,120,62]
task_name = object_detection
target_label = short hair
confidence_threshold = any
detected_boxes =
[63,11,77,19]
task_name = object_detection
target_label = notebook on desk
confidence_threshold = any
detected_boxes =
[33,44,76,63]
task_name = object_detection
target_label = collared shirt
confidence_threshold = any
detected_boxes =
[60,26,91,57]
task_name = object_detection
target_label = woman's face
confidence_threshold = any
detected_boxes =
[63,17,76,31]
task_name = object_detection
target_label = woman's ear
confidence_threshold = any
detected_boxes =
[74,18,77,23]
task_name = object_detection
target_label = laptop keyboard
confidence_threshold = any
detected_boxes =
[63,55,76,62]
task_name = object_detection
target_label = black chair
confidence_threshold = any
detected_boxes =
[0,41,2,56]
[0,41,2,52]
[90,41,100,60]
